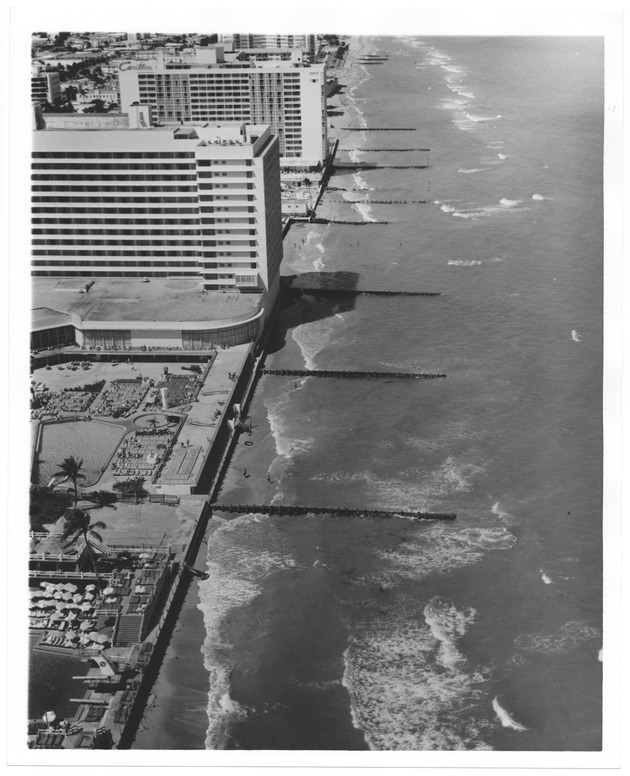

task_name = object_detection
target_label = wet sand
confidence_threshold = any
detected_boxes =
[133,579,209,749]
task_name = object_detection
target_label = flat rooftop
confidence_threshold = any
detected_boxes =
[31,278,263,327]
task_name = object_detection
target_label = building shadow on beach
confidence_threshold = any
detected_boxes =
[266,271,360,356]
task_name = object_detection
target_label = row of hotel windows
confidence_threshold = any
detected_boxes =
[32,175,199,182]
[32,152,196,159]
[33,219,203,225]
[33,270,201,278]
[197,160,252,167]
[33,185,199,193]
[33,250,202,256]
[31,257,258,271]
[33,248,258,256]
[32,260,201,267]
[33,239,205,246]
[32,195,198,203]
[33,228,203,235]
[32,163,196,171]
[33,207,200,214]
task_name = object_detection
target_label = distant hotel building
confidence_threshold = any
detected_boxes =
[31,70,61,105]
[220,34,317,60]
[32,122,283,294]
[117,47,328,169]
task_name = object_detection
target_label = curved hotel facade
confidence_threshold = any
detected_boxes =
[31,122,284,348]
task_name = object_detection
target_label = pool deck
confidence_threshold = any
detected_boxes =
[31,344,251,495]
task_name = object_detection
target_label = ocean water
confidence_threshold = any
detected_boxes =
[197,36,603,751]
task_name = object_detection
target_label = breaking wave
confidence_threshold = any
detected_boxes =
[199,516,300,748]
[448,257,502,267]
[492,697,528,732]
[466,113,502,123]
[343,597,494,749]
[364,522,517,589]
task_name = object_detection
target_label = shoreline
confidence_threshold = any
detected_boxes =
[131,34,375,751]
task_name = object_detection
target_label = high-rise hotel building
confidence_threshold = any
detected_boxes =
[32,122,283,294]
[117,50,328,169]
[220,34,317,61]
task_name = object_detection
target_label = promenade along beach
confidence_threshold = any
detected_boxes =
[135,35,603,751]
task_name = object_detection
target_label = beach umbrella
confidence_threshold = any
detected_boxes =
[84,593,95,601]
[49,611,62,622]
[66,611,78,621]
[139,553,151,559]
[72,594,83,603]
[79,602,92,613]
[95,634,108,644]
[88,631,99,640]
[67,632,79,641]
[85,584,96,591]
[53,591,63,600]
[39,582,50,589]
[42,711,56,724]
[102,587,114,595]
[65,583,78,593]
[61,591,73,601]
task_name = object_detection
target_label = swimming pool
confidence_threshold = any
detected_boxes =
[35,420,125,487]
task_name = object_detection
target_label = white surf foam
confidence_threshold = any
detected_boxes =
[571,329,582,342]
[532,193,547,200]
[540,570,553,584]
[354,202,377,223]
[514,620,601,655]
[365,522,517,589]
[342,597,494,750]
[352,171,370,191]
[441,199,528,220]
[199,517,299,748]
[448,257,503,267]
[491,501,516,523]
[466,113,502,123]
[492,697,528,732]
[497,153,507,160]
[458,167,485,174]
[265,389,314,460]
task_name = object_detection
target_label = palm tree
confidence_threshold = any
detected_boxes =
[54,456,85,511]
[61,508,107,586]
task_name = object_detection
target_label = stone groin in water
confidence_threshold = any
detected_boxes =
[210,504,456,521]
